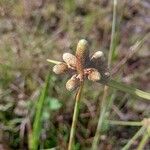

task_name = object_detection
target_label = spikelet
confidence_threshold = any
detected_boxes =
[53,62,68,74]
[91,51,104,59]
[63,53,77,68]
[88,69,101,81]
[90,51,110,83]
[76,39,89,76]
[66,75,80,91]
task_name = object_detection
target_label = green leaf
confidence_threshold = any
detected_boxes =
[46,97,62,110]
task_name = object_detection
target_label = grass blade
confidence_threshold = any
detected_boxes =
[137,132,149,150]
[108,0,117,68]
[29,72,51,150]
[107,120,142,126]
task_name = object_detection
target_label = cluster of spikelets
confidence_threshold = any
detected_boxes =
[51,39,110,91]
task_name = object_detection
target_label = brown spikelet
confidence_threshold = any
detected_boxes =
[53,63,68,74]
[88,69,101,81]
[66,75,80,91]
[90,51,110,83]
[91,51,104,59]
[63,53,77,69]
[75,39,89,78]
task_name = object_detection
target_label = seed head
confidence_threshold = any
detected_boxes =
[48,39,111,91]
[76,39,89,76]
[91,51,104,59]
[66,75,80,91]
[63,53,77,68]
[76,39,88,53]
[76,39,89,63]
[53,63,68,74]
[88,69,101,81]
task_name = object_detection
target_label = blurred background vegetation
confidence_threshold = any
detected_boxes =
[0,0,150,149]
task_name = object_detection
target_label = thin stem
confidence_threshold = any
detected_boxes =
[92,1,117,149]
[137,132,149,150]
[108,120,142,126]
[121,126,145,150]
[68,82,84,150]
[92,86,109,150]
[108,0,117,68]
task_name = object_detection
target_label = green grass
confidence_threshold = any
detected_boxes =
[30,72,51,150]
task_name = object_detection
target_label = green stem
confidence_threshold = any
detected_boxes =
[121,126,145,150]
[137,132,149,150]
[108,0,117,67]
[30,73,50,150]
[92,86,109,150]
[68,82,84,150]
[92,1,117,148]
[108,120,142,126]
[107,79,150,100]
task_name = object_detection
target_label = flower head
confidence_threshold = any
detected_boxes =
[48,39,110,91]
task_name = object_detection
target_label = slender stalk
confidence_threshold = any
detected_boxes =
[108,120,142,126]
[92,85,109,150]
[121,126,145,150]
[92,1,117,149]
[108,0,117,67]
[137,132,149,150]
[68,82,84,150]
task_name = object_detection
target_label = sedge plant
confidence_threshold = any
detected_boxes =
[47,39,150,150]
[48,39,113,149]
